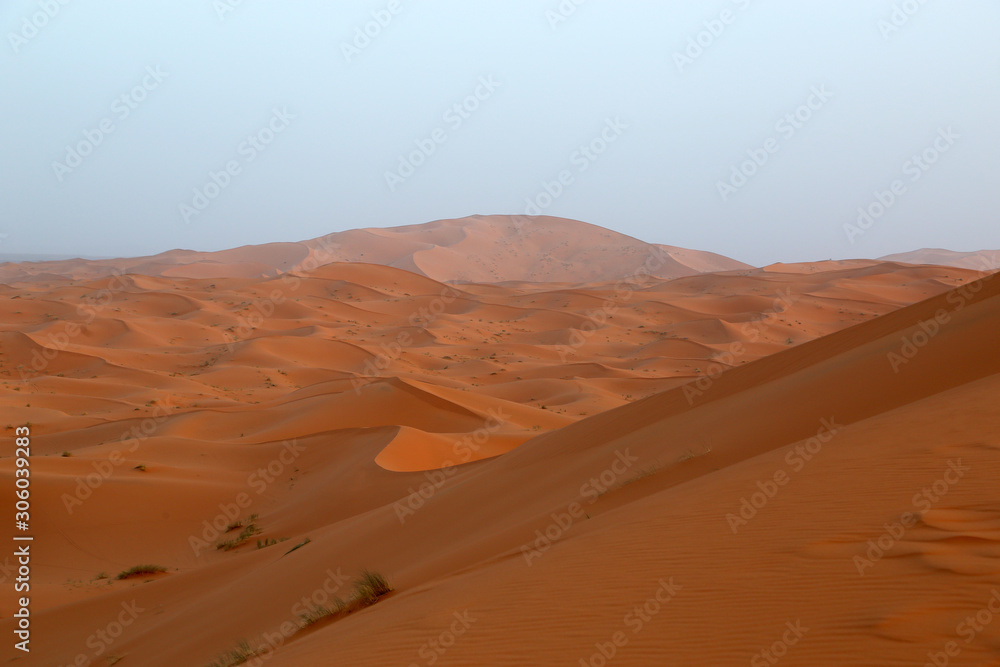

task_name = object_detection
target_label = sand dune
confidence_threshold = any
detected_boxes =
[881,248,1000,271]
[0,248,995,665]
[205,275,1000,664]
[0,215,751,285]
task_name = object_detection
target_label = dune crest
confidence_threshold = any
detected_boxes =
[880,247,1000,271]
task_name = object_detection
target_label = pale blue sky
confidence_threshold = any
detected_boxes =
[1,0,997,265]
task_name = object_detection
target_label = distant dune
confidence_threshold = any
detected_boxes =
[0,253,110,263]
[880,248,999,271]
[300,214,753,283]
[0,215,751,284]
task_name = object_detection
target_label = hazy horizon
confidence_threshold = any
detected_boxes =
[0,211,997,269]
[2,1,998,266]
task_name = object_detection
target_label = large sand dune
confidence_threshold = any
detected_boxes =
[0,239,996,665]
[0,215,751,285]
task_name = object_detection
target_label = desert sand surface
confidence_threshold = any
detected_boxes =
[0,230,998,665]
[880,248,1000,272]
[0,215,751,286]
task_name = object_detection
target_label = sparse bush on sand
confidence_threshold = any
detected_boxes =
[206,640,262,667]
[116,564,167,580]
[296,570,393,629]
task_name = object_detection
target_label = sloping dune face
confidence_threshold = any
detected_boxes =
[266,273,1000,667]
[0,257,993,665]
[0,215,752,285]
[305,214,754,283]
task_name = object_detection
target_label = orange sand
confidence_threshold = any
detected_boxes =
[0,224,996,665]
